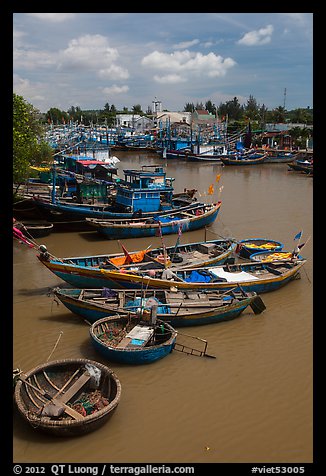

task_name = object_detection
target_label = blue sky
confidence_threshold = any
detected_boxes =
[13,13,313,114]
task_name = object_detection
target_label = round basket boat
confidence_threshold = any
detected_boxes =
[90,316,177,365]
[250,250,303,262]
[236,238,283,259]
[14,358,121,437]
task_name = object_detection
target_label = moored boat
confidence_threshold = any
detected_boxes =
[220,152,266,166]
[38,245,305,293]
[88,260,306,294]
[85,202,221,239]
[249,250,303,262]
[14,358,121,436]
[90,315,177,364]
[52,286,265,326]
[14,219,54,238]
[236,238,284,259]
[32,166,199,228]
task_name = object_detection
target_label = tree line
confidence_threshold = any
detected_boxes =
[44,94,313,128]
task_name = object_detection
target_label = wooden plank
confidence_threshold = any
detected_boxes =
[55,371,91,404]
[116,336,132,349]
[45,399,85,420]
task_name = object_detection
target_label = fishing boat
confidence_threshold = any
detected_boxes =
[89,314,177,364]
[288,158,313,175]
[220,152,267,166]
[85,202,221,239]
[236,238,284,259]
[72,238,235,271]
[186,145,229,163]
[13,358,121,436]
[83,259,307,294]
[14,219,54,238]
[52,286,266,326]
[263,149,298,163]
[32,166,199,227]
[36,234,232,288]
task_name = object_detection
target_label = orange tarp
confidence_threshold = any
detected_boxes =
[109,250,147,266]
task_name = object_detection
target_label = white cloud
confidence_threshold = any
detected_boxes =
[13,74,45,103]
[98,65,129,80]
[153,74,186,84]
[102,85,129,95]
[14,48,58,69]
[173,39,200,49]
[14,33,129,80]
[26,13,76,22]
[237,25,274,46]
[141,50,236,80]
[58,35,119,70]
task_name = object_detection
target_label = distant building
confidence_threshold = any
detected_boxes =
[115,114,141,128]
[134,116,155,133]
[192,109,216,126]
[154,111,192,126]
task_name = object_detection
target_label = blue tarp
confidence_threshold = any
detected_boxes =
[125,297,171,314]
[184,270,212,283]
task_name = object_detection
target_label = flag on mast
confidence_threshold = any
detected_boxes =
[294,231,303,241]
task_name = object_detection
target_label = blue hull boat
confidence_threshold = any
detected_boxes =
[86,202,221,239]
[90,316,177,365]
[53,287,265,326]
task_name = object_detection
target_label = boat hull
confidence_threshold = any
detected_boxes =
[87,202,221,239]
[53,288,258,326]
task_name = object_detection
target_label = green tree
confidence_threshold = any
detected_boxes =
[205,100,216,114]
[132,104,143,114]
[244,95,259,120]
[183,103,195,112]
[271,106,286,123]
[46,107,69,124]
[13,94,53,186]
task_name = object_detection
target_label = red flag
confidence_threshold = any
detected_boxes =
[118,240,133,264]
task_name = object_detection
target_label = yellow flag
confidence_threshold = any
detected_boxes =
[208,184,214,195]
[215,174,221,183]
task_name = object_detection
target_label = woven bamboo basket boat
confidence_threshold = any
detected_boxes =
[14,358,121,436]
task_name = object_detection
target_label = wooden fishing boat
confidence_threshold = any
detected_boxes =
[236,238,284,259]
[85,202,221,239]
[89,315,177,364]
[220,152,266,166]
[14,219,54,238]
[263,149,298,163]
[249,250,303,262]
[69,238,235,271]
[288,159,313,175]
[36,235,233,288]
[52,286,265,326]
[87,259,307,294]
[32,166,199,227]
[38,245,305,293]
[13,358,121,436]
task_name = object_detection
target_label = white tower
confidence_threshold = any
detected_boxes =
[152,97,162,114]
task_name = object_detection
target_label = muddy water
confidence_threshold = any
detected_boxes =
[13,152,313,463]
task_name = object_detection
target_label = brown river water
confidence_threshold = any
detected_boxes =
[13,152,313,464]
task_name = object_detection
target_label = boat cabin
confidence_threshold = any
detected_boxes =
[115,166,174,213]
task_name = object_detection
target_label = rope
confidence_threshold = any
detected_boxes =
[46,331,63,362]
